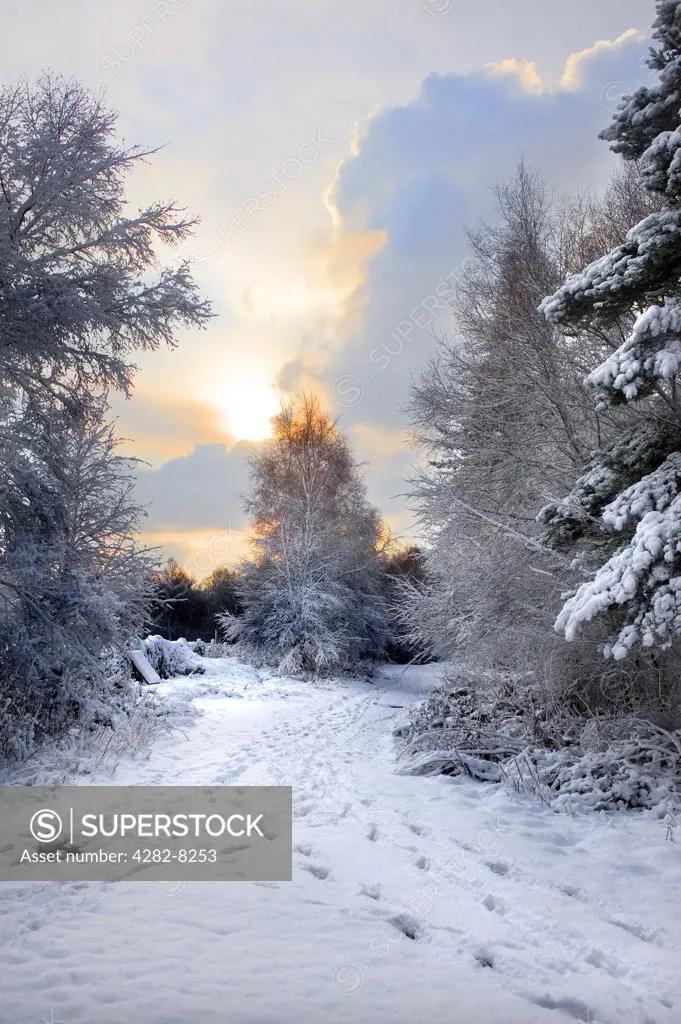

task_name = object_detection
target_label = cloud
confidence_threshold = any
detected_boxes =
[484,59,545,95]
[134,440,257,533]
[304,27,655,431]
[0,1,656,566]
[268,27,657,541]
[111,390,232,467]
[483,30,647,96]
[559,29,646,89]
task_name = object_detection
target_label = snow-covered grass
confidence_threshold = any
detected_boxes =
[1,655,680,1024]
[0,685,197,786]
[503,726,681,815]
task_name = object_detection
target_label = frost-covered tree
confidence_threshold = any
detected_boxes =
[541,1,681,661]
[221,395,389,675]
[0,74,210,757]
[0,402,156,757]
[379,543,431,664]
[407,167,626,667]
[0,74,211,410]
[404,160,679,723]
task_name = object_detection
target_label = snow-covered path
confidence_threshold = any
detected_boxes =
[1,658,680,1024]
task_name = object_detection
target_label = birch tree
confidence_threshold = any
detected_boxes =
[222,395,389,676]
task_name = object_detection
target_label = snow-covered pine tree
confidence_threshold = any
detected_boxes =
[540,0,681,660]
[220,395,389,676]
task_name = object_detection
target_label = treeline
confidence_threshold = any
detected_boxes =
[150,543,427,661]
[148,563,243,642]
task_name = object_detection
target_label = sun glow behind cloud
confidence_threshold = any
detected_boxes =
[101,10,651,569]
[205,374,281,442]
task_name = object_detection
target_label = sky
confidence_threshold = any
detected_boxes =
[0,0,658,575]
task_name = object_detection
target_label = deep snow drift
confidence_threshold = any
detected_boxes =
[1,657,679,1024]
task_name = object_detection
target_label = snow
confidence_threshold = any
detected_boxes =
[139,636,205,678]
[588,298,681,400]
[603,454,681,531]
[555,492,681,655]
[540,209,681,327]
[639,126,681,195]
[1,656,680,1024]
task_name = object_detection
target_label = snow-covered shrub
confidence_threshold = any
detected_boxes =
[200,639,232,658]
[0,408,158,763]
[1,681,198,785]
[395,669,536,781]
[505,723,681,813]
[398,668,681,812]
[139,636,205,679]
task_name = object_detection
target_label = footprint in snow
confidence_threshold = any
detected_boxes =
[525,994,594,1022]
[606,917,660,945]
[486,860,510,876]
[481,893,506,915]
[583,947,626,979]
[407,823,427,837]
[543,831,577,848]
[387,912,422,941]
[301,863,330,881]
[473,948,495,969]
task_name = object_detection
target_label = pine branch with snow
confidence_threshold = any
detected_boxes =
[541,0,681,662]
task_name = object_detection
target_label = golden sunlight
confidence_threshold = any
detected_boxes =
[210,377,280,442]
